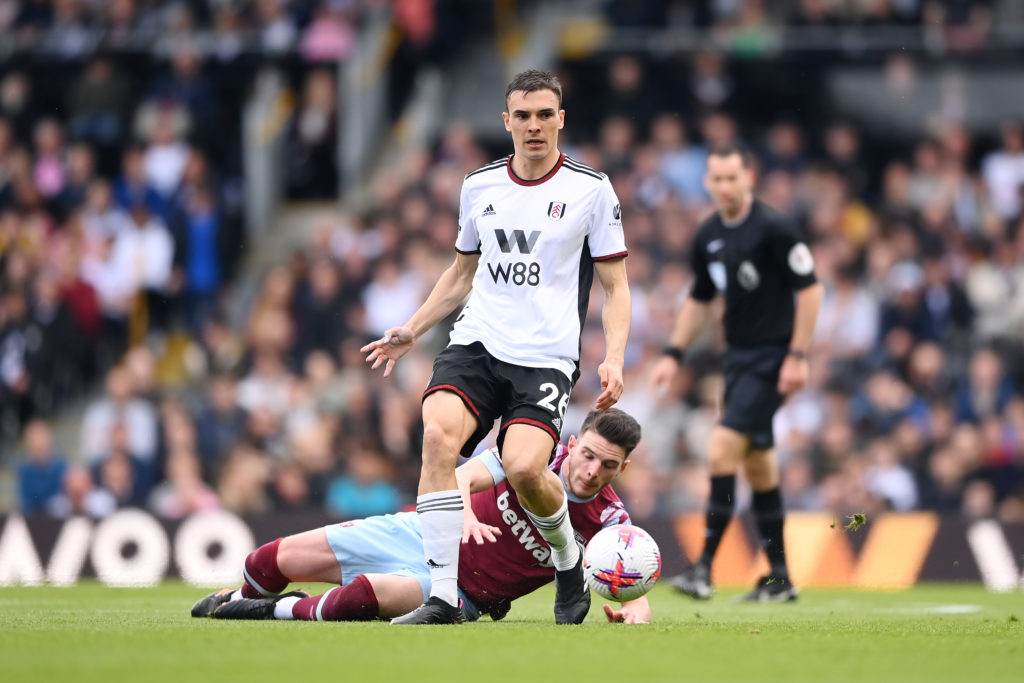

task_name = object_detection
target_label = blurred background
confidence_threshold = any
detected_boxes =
[2,0,1024,534]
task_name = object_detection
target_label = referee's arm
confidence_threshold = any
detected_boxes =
[666,296,714,353]
[778,281,824,395]
[650,295,713,393]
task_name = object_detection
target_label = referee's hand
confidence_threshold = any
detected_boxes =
[649,355,679,396]
[777,354,809,395]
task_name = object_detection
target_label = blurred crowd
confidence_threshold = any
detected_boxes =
[7,0,1024,527]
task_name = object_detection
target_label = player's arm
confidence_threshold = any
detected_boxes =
[603,594,651,624]
[361,252,479,377]
[650,296,713,392]
[778,281,823,395]
[456,453,503,545]
[593,257,631,411]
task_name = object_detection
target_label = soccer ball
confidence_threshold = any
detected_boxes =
[582,524,661,602]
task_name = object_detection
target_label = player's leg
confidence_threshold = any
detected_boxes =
[502,423,590,624]
[215,512,444,621]
[734,346,796,602]
[700,424,748,567]
[670,424,747,600]
[740,446,798,602]
[284,574,424,621]
[501,425,572,565]
[191,530,326,616]
[406,390,476,610]
[391,344,500,624]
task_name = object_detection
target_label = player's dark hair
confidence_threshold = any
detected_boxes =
[505,69,563,109]
[579,408,642,456]
[707,142,753,168]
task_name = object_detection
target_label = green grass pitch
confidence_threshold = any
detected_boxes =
[1,582,1021,683]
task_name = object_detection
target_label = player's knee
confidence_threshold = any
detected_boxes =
[504,460,546,495]
[421,423,460,466]
[421,422,452,454]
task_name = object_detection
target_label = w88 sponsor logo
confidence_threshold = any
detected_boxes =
[487,261,541,286]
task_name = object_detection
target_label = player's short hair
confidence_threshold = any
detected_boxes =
[505,69,563,110]
[579,408,642,456]
[707,142,753,168]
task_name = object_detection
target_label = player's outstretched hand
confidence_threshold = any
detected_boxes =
[595,360,624,411]
[360,326,415,378]
[649,355,679,396]
[603,603,648,624]
[462,519,502,545]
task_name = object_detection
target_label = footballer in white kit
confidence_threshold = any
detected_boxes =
[361,69,630,626]
[424,152,628,454]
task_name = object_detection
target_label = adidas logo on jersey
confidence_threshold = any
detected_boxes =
[482,204,496,216]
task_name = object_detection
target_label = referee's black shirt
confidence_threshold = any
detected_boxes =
[689,198,818,349]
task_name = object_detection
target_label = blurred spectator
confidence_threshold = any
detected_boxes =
[217,442,272,514]
[111,201,174,335]
[16,419,67,515]
[285,68,339,199]
[32,118,66,199]
[90,421,156,510]
[301,1,357,62]
[964,236,1024,343]
[112,145,167,219]
[66,57,132,154]
[149,448,221,519]
[982,120,1024,220]
[81,363,158,465]
[258,0,298,54]
[171,182,223,336]
[325,445,402,518]
[141,112,190,199]
[193,372,247,480]
[24,269,78,415]
[953,347,1016,424]
[47,465,110,518]
[292,256,348,364]
[148,45,219,148]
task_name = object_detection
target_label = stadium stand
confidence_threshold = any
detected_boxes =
[2,0,1023,528]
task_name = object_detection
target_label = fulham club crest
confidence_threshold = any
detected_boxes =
[548,202,567,221]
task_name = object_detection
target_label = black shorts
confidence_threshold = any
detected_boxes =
[721,345,787,450]
[423,342,575,457]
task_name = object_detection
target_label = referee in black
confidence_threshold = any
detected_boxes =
[650,142,823,602]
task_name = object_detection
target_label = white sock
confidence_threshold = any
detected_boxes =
[418,490,463,607]
[273,596,300,620]
[230,589,243,602]
[525,497,580,572]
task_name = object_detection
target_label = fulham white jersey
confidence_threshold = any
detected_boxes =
[451,154,627,378]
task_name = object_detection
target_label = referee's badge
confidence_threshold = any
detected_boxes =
[788,242,815,275]
[548,202,567,220]
[738,260,760,290]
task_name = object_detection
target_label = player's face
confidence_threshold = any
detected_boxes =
[704,153,753,216]
[502,89,565,163]
[563,431,628,499]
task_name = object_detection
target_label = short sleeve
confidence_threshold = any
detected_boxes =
[599,498,632,528]
[769,215,817,290]
[588,176,628,261]
[689,231,717,302]
[454,180,481,254]
[473,447,507,485]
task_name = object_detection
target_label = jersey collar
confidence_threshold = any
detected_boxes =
[558,465,600,504]
[506,153,565,186]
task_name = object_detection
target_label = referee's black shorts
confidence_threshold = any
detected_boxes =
[423,342,574,458]
[721,345,788,451]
